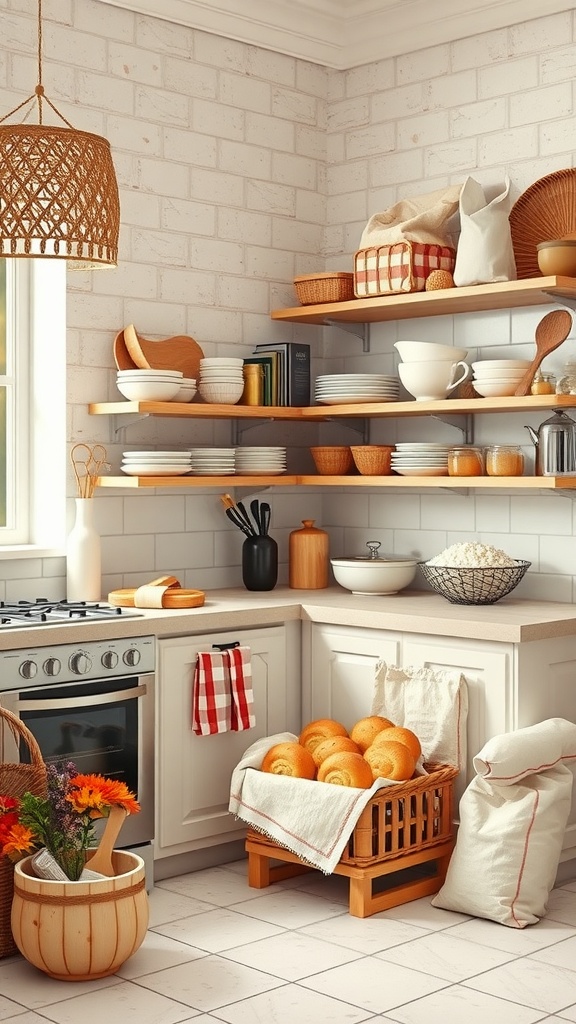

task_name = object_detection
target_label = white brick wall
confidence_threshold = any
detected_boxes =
[0,1,575,601]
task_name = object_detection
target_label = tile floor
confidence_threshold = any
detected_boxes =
[2,859,576,1023]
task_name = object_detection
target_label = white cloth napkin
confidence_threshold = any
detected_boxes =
[229,732,400,874]
[372,662,468,770]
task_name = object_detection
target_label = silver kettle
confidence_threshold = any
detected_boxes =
[524,410,576,476]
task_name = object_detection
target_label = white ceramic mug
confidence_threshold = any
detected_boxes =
[398,359,470,401]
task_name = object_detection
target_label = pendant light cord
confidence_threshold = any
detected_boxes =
[0,0,74,128]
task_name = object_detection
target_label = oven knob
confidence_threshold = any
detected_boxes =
[19,659,37,679]
[69,652,92,675]
[43,657,61,677]
[101,651,119,670]
[123,648,141,667]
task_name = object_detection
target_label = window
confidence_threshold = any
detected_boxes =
[0,259,66,554]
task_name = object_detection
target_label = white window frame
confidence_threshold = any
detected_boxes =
[0,259,66,556]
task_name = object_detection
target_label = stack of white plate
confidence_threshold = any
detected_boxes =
[235,447,287,475]
[198,358,245,404]
[471,359,532,398]
[121,450,192,476]
[314,374,400,405]
[189,447,236,475]
[391,442,452,477]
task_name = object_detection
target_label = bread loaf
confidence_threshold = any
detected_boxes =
[372,726,422,762]
[364,740,416,781]
[350,715,395,753]
[261,742,316,779]
[317,751,373,789]
[299,718,348,755]
[311,735,360,768]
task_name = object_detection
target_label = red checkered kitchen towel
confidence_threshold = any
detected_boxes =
[192,646,255,736]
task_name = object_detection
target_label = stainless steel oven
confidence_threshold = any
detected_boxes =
[0,631,155,876]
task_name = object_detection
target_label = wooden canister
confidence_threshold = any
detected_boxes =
[289,519,329,589]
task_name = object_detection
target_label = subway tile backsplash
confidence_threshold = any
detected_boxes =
[1,1,574,601]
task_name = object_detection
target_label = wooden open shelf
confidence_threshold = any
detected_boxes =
[96,474,576,490]
[89,393,576,421]
[271,275,576,324]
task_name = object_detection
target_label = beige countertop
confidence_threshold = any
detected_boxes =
[2,587,576,650]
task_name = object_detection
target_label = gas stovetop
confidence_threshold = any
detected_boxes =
[0,600,143,629]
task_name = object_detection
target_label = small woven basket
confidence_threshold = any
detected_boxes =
[419,560,531,605]
[350,445,394,476]
[310,446,353,475]
[294,272,355,306]
[0,707,47,958]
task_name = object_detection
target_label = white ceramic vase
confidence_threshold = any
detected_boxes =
[66,498,101,601]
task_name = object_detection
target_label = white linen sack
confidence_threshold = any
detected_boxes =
[359,183,462,248]
[432,720,576,927]
[432,766,572,927]
[453,176,517,286]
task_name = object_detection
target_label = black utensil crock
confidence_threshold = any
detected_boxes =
[242,535,278,591]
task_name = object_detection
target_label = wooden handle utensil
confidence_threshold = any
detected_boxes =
[514,310,572,396]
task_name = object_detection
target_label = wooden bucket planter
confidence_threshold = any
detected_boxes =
[11,849,149,981]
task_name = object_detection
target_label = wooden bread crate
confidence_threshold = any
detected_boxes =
[245,762,458,918]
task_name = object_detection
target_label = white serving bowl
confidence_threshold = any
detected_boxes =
[395,341,468,363]
[117,369,183,379]
[117,380,182,401]
[330,556,418,595]
[172,386,197,403]
[473,380,519,397]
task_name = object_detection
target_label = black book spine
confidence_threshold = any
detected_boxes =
[287,344,310,406]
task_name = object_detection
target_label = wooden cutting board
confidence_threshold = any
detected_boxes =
[113,329,138,370]
[124,323,204,380]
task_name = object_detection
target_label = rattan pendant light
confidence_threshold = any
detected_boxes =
[0,0,119,268]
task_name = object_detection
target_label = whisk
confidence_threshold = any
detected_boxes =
[70,444,108,498]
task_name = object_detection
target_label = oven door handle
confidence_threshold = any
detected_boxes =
[9,683,148,712]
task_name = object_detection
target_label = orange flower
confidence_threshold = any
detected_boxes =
[1,822,35,858]
[67,774,140,818]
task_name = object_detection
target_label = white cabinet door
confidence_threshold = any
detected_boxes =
[156,625,290,856]
[304,623,401,730]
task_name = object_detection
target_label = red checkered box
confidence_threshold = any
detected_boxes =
[354,241,456,297]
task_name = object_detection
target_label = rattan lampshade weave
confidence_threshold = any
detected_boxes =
[0,123,119,267]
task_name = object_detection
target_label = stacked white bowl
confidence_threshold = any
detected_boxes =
[172,377,197,403]
[198,358,245,405]
[116,368,183,402]
[471,359,532,397]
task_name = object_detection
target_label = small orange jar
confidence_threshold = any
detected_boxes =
[485,445,524,477]
[447,446,484,476]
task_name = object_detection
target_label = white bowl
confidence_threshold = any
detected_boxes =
[471,360,531,371]
[471,370,524,382]
[395,341,468,363]
[473,380,519,397]
[172,387,197,403]
[198,383,245,405]
[330,557,418,595]
[199,357,244,367]
[117,369,183,379]
[117,380,182,401]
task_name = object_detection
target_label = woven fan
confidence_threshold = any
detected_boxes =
[509,168,576,278]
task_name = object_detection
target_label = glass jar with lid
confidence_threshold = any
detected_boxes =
[530,370,556,395]
[447,446,484,477]
[485,444,524,477]
[556,364,576,395]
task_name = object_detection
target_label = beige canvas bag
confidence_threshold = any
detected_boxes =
[359,183,462,248]
[453,176,517,285]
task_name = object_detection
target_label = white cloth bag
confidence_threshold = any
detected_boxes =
[432,719,576,927]
[359,184,462,248]
[453,176,517,286]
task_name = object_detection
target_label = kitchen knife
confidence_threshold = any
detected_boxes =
[250,499,262,535]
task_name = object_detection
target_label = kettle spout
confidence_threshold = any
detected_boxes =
[524,425,538,447]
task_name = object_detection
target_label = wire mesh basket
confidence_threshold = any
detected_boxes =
[419,560,531,605]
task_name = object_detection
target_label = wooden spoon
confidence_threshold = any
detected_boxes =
[514,309,573,396]
[87,805,128,877]
[124,323,204,380]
